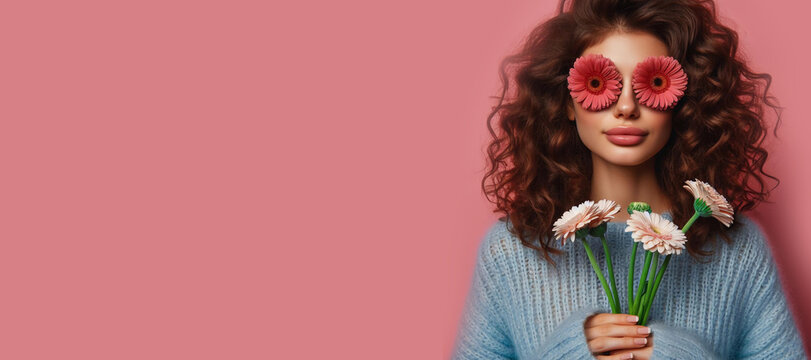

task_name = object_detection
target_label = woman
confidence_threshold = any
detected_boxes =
[451,0,806,359]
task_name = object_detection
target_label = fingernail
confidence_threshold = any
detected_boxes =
[627,315,639,322]
[637,326,651,334]
[621,353,634,359]
[634,337,648,345]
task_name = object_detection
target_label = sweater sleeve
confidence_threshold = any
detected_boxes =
[647,321,720,359]
[451,224,516,360]
[451,222,605,360]
[733,222,806,359]
[534,306,605,360]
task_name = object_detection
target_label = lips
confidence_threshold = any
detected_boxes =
[604,127,648,146]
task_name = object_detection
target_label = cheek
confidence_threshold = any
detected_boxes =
[648,116,673,145]
[573,109,605,132]
[574,116,603,144]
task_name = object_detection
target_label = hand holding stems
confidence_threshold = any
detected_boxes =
[584,313,651,359]
[607,334,654,360]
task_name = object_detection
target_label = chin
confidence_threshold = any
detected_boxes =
[596,152,655,167]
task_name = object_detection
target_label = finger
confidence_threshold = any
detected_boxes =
[586,313,640,327]
[588,336,648,353]
[585,324,651,339]
[595,353,634,360]
[610,345,652,360]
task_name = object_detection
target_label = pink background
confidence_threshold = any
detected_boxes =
[0,0,807,358]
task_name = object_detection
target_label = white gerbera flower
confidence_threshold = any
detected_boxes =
[624,211,687,255]
[589,199,621,227]
[683,179,734,227]
[553,200,598,244]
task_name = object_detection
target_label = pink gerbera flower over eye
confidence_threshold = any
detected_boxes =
[567,54,623,111]
[632,55,688,111]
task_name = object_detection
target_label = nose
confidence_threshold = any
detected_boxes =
[613,76,640,120]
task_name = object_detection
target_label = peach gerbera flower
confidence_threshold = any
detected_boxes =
[625,211,687,255]
[632,55,688,111]
[567,54,623,111]
[683,179,735,227]
[589,199,621,227]
[553,200,598,244]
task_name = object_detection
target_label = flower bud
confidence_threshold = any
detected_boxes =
[627,202,652,214]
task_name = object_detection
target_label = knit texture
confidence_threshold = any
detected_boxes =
[451,212,807,359]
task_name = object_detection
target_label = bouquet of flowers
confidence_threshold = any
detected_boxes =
[553,179,734,325]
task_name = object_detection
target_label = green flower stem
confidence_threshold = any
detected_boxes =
[631,251,652,314]
[638,252,659,319]
[636,211,693,325]
[627,242,639,312]
[599,234,621,313]
[681,211,700,233]
[641,254,671,326]
[637,284,649,321]
[581,238,619,313]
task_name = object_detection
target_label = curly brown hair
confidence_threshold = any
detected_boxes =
[481,0,781,264]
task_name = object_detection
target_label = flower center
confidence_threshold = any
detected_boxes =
[650,226,674,240]
[587,76,605,93]
[650,75,668,93]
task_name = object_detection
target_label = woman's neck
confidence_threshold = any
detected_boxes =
[589,154,671,222]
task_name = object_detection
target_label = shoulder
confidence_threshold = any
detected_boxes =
[713,213,779,276]
[478,218,523,262]
[721,213,772,256]
[477,218,547,272]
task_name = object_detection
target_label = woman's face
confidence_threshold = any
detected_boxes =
[567,31,673,167]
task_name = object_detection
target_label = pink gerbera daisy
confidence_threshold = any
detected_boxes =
[567,54,623,111]
[625,211,687,255]
[632,55,688,111]
[589,199,621,227]
[683,179,735,227]
[553,200,599,245]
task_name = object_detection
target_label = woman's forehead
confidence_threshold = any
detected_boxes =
[581,32,670,73]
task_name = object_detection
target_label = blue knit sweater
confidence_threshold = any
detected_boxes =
[451,212,807,359]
